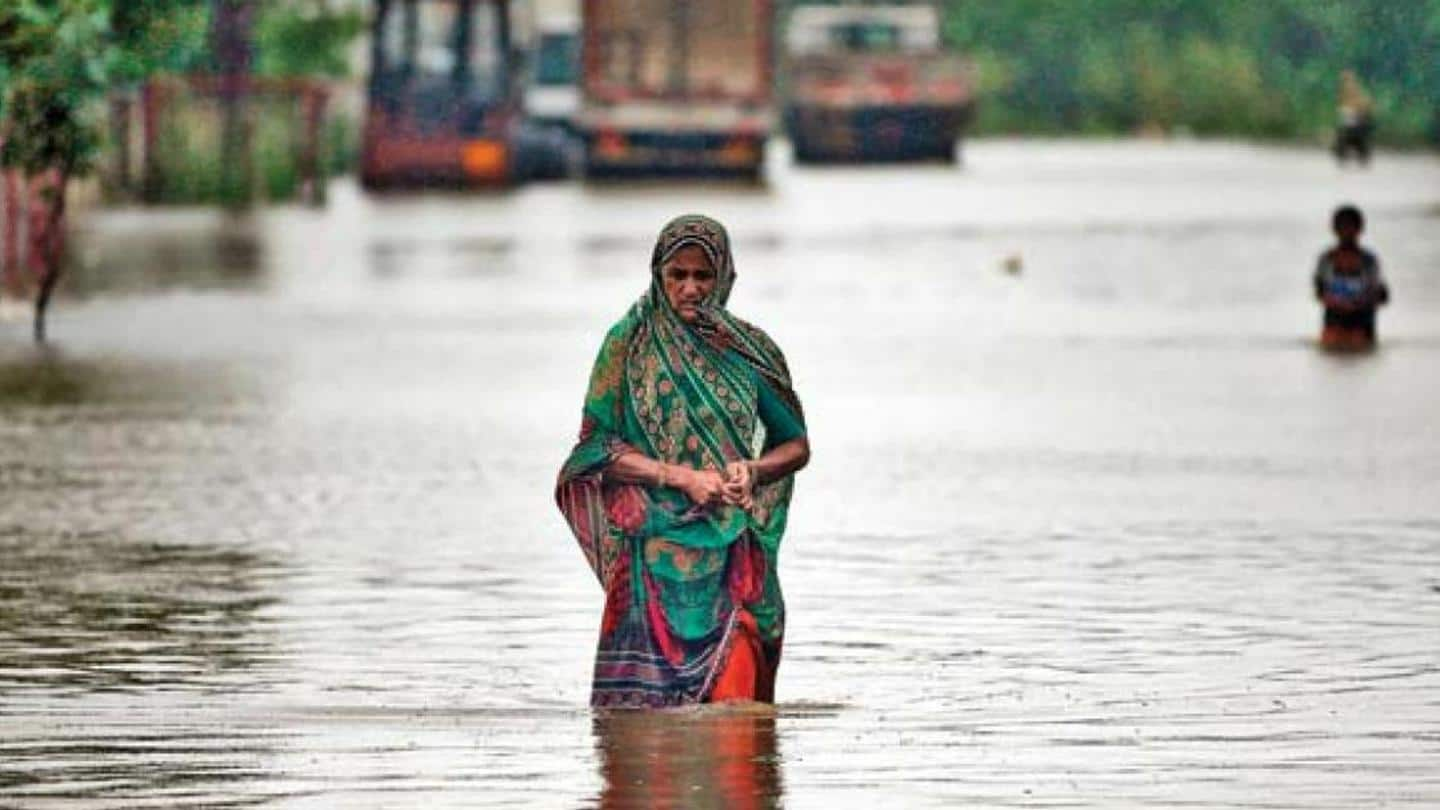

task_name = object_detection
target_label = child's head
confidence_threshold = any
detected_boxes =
[1332,205,1364,243]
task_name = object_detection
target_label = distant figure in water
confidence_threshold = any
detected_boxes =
[1333,70,1375,166]
[557,214,810,708]
[1314,205,1389,351]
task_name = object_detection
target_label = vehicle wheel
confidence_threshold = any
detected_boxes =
[513,124,576,182]
[790,133,818,164]
[581,147,605,180]
[359,171,388,192]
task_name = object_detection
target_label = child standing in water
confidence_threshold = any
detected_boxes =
[1314,205,1389,350]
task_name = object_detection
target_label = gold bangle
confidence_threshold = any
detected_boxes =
[656,462,668,489]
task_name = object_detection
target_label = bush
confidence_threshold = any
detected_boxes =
[939,0,1440,144]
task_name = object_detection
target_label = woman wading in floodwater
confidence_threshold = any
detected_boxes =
[557,215,810,708]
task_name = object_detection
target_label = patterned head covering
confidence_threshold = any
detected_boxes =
[649,214,737,310]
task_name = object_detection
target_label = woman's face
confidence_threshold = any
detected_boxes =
[660,244,717,323]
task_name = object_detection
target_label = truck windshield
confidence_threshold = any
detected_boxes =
[414,2,460,74]
[375,0,505,97]
[534,32,578,86]
[831,22,902,52]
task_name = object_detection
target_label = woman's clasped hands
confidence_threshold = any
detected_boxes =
[675,461,755,512]
[722,461,756,511]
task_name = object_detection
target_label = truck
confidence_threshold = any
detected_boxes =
[783,5,973,163]
[522,10,581,133]
[578,0,776,179]
[361,0,568,188]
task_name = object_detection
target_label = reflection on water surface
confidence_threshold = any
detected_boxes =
[593,708,783,809]
[0,529,280,694]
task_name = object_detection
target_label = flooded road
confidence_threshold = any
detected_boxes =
[3,140,1440,807]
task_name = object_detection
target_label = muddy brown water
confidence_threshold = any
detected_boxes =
[3,141,1440,808]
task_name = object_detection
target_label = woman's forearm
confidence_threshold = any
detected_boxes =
[608,451,681,488]
[609,438,809,490]
[751,437,810,486]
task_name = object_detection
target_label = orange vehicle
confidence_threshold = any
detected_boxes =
[362,0,529,187]
[784,5,973,163]
[579,0,775,179]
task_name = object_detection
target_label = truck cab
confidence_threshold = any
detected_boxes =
[524,14,581,133]
[784,5,973,163]
[361,0,520,187]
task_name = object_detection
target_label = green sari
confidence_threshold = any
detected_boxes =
[556,215,805,707]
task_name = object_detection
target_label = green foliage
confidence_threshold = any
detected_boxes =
[939,0,1440,144]
[146,100,349,205]
[109,0,211,84]
[108,1,362,84]
[255,2,366,79]
[1,1,363,204]
[1,80,105,177]
[0,0,112,177]
[323,112,357,176]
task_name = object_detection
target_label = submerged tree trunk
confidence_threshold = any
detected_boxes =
[301,87,329,206]
[108,93,134,200]
[2,169,21,300]
[213,0,256,207]
[31,171,68,344]
[140,80,164,203]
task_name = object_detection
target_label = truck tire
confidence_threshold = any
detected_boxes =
[513,124,577,182]
[791,132,821,164]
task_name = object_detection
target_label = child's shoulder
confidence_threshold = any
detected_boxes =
[1316,246,1342,266]
[1319,245,1379,260]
